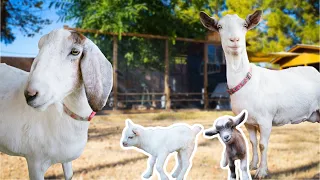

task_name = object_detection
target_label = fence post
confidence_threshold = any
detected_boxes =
[203,43,209,110]
[164,39,171,110]
[113,36,118,110]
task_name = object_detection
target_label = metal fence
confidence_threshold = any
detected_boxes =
[64,26,231,111]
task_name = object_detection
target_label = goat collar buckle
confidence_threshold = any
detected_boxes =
[63,104,96,122]
[227,67,252,95]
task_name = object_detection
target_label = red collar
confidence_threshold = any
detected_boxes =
[227,67,252,95]
[63,104,96,121]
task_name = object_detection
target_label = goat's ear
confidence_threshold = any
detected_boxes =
[199,11,219,32]
[38,34,48,49]
[126,119,134,127]
[204,127,218,137]
[233,110,248,126]
[81,39,113,112]
[246,10,263,30]
[132,128,140,136]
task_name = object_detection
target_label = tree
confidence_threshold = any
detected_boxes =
[54,0,319,59]
[1,0,51,44]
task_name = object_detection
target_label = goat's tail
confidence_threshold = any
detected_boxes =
[192,124,204,135]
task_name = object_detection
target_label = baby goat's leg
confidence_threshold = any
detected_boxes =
[62,162,73,180]
[143,156,156,179]
[228,159,236,180]
[221,149,228,167]
[155,153,169,180]
[244,123,259,170]
[240,156,250,180]
[172,152,182,178]
[176,148,193,180]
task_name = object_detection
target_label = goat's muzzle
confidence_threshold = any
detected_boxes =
[24,90,38,104]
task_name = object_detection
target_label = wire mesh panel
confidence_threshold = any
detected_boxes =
[116,37,165,110]
[74,27,231,111]
[169,41,204,109]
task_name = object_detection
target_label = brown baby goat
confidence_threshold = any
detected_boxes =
[204,110,251,180]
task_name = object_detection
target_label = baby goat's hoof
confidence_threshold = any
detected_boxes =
[249,163,258,170]
[142,173,152,179]
[254,167,269,179]
[172,171,180,178]
[221,161,228,167]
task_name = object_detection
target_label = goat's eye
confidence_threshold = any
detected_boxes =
[243,23,248,28]
[128,136,134,139]
[70,48,80,56]
[217,25,222,30]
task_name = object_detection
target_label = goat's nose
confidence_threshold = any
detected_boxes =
[224,135,230,140]
[122,142,128,146]
[229,37,239,42]
[24,88,38,103]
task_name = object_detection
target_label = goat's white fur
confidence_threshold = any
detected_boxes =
[0,29,112,179]
[200,10,320,178]
[120,119,203,180]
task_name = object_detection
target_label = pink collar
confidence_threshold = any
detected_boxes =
[63,104,96,121]
[227,67,252,95]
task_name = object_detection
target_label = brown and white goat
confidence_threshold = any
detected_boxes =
[204,110,251,180]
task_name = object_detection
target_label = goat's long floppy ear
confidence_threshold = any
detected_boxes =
[81,39,113,112]
[233,109,248,126]
[246,10,263,30]
[204,127,218,137]
[199,11,219,32]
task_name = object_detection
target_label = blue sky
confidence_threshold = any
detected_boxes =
[0,8,75,57]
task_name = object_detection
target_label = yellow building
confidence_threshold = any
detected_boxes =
[271,44,320,71]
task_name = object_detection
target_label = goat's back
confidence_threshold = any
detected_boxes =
[0,63,28,95]
[280,66,320,83]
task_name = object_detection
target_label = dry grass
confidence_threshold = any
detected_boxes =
[0,110,319,180]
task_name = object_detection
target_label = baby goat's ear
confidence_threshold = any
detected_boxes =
[81,38,113,112]
[204,127,218,137]
[126,119,134,127]
[233,110,248,126]
[132,128,140,136]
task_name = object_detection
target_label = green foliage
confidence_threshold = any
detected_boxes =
[54,0,319,66]
[1,0,51,44]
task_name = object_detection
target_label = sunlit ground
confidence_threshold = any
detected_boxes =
[1,110,319,179]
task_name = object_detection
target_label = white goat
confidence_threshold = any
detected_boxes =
[120,119,203,180]
[0,29,113,180]
[200,10,320,178]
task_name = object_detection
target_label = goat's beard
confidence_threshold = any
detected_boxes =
[231,51,239,56]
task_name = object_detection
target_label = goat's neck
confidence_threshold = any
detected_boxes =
[138,129,153,153]
[224,49,251,88]
[63,85,93,118]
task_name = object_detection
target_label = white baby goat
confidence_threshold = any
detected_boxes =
[200,10,320,178]
[121,119,203,180]
[0,29,113,179]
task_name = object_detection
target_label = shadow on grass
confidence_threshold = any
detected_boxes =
[45,156,147,179]
[250,161,320,179]
[45,138,318,179]
[45,141,212,179]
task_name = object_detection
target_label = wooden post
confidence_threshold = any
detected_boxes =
[203,43,209,110]
[164,40,171,110]
[113,36,118,110]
